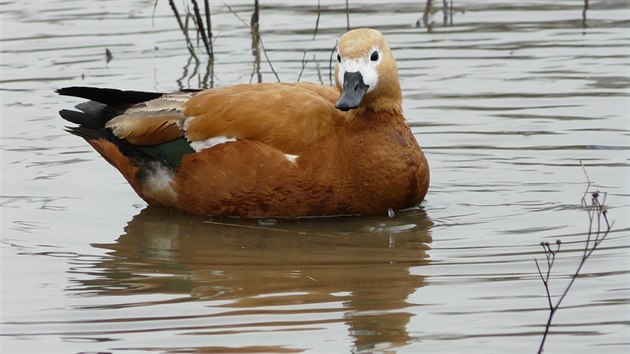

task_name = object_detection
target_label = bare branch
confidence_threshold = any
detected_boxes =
[169,0,199,61]
[535,163,614,354]
[223,1,280,82]
[222,2,249,27]
[297,0,321,81]
[297,52,308,82]
[534,258,553,310]
[580,160,592,207]
[258,37,280,82]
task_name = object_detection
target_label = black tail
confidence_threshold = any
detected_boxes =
[58,87,166,160]
[58,86,194,167]
[57,86,164,105]
[58,86,164,128]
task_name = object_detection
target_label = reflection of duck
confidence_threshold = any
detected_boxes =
[77,207,433,352]
[57,28,429,217]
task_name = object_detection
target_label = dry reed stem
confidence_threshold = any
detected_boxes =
[535,161,613,354]
[168,0,199,61]
[222,1,280,82]
[297,0,321,82]
[190,0,212,58]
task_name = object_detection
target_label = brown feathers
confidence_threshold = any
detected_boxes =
[105,91,193,145]
[61,28,430,217]
[183,82,344,155]
[106,113,185,145]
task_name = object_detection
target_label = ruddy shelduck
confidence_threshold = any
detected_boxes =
[58,28,429,217]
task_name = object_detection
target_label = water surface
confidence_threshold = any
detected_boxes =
[1,0,629,353]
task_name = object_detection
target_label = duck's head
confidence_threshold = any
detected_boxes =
[334,28,402,113]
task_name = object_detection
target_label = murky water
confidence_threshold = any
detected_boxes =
[1,0,629,353]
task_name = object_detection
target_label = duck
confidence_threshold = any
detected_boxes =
[58,28,429,217]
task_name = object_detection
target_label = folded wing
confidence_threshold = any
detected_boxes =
[105,82,343,155]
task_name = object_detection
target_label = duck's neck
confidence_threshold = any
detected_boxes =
[355,81,403,117]
[362,101,402,115]
[347,99,404,124]
[345,106,406,132]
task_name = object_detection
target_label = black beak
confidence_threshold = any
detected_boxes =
[336,71,369,111]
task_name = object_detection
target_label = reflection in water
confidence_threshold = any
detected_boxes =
[416,0,458,31]
[72,207,432,352]
[168,0,215,89]
[177,53,215,90]
[582,0,589,28]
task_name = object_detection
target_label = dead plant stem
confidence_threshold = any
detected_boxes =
[535,162,613,354]
[223,1,280,82]
[169,0,199,61]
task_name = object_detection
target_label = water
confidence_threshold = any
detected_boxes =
[1,0,629,353]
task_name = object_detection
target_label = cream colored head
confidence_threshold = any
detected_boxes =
[334,28,401,113]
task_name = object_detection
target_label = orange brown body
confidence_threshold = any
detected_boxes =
[58,29,429,217]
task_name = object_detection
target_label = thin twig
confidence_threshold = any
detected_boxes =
[534,258,553,310]
[297,0,321,82]
[579,160,592,207]
[258,37,280,82]
[297,53,308,82]
[315,56,324,85]
[169,0,199,61]
[535,163,614,354]
[223,1,280,82]
[222,1,249,27]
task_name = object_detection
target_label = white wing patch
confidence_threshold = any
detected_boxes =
[189,136,237,152]
[285,154,299,164]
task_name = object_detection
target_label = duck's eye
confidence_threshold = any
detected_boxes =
[370,51,379,62]
[337,54,341,62]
